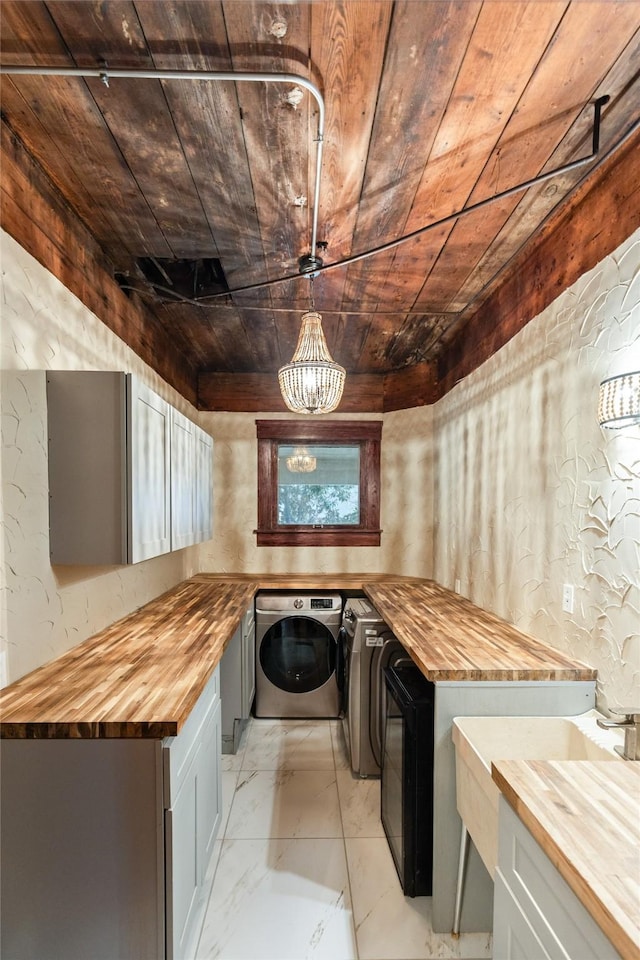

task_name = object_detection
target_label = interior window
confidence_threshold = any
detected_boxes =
[256,421,382,546]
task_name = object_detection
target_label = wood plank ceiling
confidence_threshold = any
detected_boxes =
[1,1,639,411]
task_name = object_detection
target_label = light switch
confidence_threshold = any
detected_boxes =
[562,583,574,614]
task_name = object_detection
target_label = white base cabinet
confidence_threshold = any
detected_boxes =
[0,669,222,960]
[493,797,621,960]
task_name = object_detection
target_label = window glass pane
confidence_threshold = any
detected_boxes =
[277,444,360,525]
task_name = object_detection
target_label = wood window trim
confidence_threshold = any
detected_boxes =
[256,420,382,547]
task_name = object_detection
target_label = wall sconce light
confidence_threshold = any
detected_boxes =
[598,371,640,428]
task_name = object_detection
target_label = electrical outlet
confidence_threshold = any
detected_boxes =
[454,579,461,594]
[562,583,574,614]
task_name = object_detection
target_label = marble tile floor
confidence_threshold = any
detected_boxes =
[195,718,492,960]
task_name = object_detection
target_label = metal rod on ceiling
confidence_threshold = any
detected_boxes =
[0,64,325,260]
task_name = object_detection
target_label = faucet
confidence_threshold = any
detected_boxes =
[597,710,640,760]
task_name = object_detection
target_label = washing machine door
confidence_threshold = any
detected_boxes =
[260,616,337,693]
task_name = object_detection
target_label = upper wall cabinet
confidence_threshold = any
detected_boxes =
[129,377,172,563]
[194,426,214,544]
[47,372,213,565]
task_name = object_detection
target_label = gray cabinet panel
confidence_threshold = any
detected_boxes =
[494,798,622,960]
[128,376,171,562]
[1,669,222,960]
[0,738,165,960]
[46,372,213,564]
[171,407,197,550]
[47,371,128,564]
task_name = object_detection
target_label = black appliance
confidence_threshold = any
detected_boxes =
[381,662,435,897]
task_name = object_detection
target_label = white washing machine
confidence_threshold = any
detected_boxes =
[255,592,343,718]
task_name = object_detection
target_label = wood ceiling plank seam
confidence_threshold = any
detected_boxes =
[47,0,218,261]
[0,2,153,262]
[396,0,571,314]
[417,9,636,312]
[4,72,174,258]
[436,126,640,396]
[309,1,393,320]
[448,97,640,319]
[134,0,273,323]
[0,77,137,266]
[432,12,640,317]
[443,89,640,334]
[1,120,198,402]
[339,0,482,311]
[223,2,312,305]
[155,302,231,371]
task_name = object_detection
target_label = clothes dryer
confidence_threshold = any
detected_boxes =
[341,597,409,777]
[255,592,342,718]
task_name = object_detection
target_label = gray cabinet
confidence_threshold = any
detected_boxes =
[220,605,255,754]
[129,375,172,562]
[493,797,621,960]
[195,423,214,543]
[164,668,222,960]
[170,406,197,551]
[46,371,213,564]
[0,668,222,960]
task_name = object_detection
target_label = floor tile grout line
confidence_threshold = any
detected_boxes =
[332,719,362,960]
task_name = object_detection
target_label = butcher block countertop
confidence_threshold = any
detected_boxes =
[492,759,640,960]
[0,578,256,739]
[364,580,595,682]
[0,575,594,739]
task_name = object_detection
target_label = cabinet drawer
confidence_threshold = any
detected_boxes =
[497,798,621,960]
[163,667,219,807]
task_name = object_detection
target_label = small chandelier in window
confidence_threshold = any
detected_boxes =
[286,446,317,473]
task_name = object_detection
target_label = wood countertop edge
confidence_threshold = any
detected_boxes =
[491,760,640,960]
[0,580,256,740]
[1,575,597,738]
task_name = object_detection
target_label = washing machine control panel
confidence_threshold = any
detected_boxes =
[310,597,335,609]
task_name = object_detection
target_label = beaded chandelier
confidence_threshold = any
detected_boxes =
[278,310,346,414]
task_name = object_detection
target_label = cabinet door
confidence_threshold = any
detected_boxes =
[171,409,197,550]
[166,745,201,960]
[242,609,256,717]
[47,371,128,564]
[195,426,213,542]
[493,871,552,960]
[127,376,171,563]
[198,698,222,874]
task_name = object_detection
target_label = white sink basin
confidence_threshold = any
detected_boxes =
[452,711,623,878]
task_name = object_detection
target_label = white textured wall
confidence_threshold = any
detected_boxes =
[198,405,434,577]
[0,231,206,685]
[1,231,435,685]
[433,229,640,711]
[3,223,637,706]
